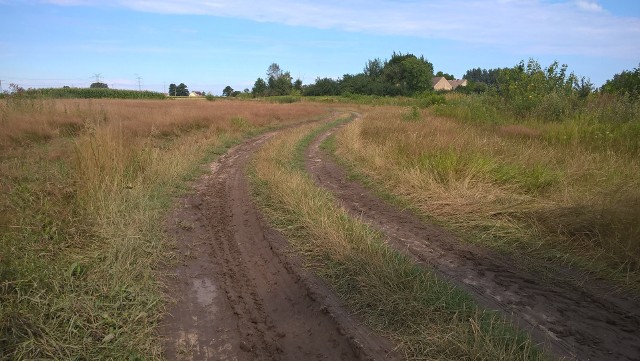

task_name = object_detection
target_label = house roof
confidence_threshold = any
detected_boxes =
[431,77,468,90]
[449,79,467,89]
[431,77,447,87]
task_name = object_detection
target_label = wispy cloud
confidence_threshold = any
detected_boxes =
[575,0,603,12]
[38,0,640,58]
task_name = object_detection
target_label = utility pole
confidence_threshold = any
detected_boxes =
[92,73,102,83]
[0,79,3,93]
[135,74,142,91]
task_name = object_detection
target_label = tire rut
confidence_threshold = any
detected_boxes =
[305,118,640,361]
[161,128,398,361]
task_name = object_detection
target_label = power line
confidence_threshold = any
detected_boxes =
[135,74,142,91]
[92,73,102,83]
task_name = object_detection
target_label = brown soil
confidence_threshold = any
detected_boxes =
[160,128,399,360]
[304,120,640,361]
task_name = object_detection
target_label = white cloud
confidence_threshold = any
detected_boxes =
[575,0,603,12]
[39,0,640,59]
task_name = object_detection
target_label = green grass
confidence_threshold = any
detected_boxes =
[251,116,548,360]
[0,99,330,359]
[304,93,446,108]
[331,106,640,289]
[19,87,167,99]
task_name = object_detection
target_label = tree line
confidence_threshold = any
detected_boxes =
[236,52,639,102]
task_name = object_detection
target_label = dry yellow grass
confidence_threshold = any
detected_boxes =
[0,98,327,359]
[334,107,640,287]
[251,115,544,360]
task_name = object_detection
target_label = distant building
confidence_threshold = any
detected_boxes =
[188,91,200,97]
[432,77,468,91]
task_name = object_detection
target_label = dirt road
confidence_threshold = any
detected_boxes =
[305,120,640,361]
[161,129,398,361]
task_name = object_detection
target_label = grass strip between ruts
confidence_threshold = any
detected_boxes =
[250,113,549,360]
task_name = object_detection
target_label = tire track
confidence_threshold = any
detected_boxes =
[305,118,640,361]
[161,126,398,361]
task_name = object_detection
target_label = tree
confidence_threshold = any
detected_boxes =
[252,78,268,97]
[340,73,381,95]
[293,78,303,91]
[601,63,640,99]
[381,52,434,96]
[176,83,189,96]
[90,82,108,89]
[222,85,234,97]
[269,71,293,96]
[574,76,594,99]
[303,77,340,96]
[168,83,176,96]
[435,71,455,80]
[463,67,503,86]
[363,58,384,79]
[267,63,283,80]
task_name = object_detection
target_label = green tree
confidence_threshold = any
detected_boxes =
[303,77,340,96]
[222,85,234,97]
[267,63,283,80]
[176,83,189,96]
[252,78,268,97]
[463,68,503,86]
[90,82,108,89]
[293,78,303,91]
[382,52,434,96]
[435,71,455,80]
[601,64,640,99]
[168,83,176,96]
[340,73,381,95]
[363,58,384,79]
[268,70,293,96]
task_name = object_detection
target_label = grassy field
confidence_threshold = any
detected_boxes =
[251,115,546,360]
[331,104,640,289]
[0,98,327,359]
[4,94,635,359]
[16,87,167,99]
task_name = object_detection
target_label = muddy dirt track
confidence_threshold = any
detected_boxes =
[161,115,640,361]
[161,128,399,361]
[305,120,640,361]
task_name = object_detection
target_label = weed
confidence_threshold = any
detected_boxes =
[402,106,422,121]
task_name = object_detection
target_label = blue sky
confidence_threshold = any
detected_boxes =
[1,0,639,94]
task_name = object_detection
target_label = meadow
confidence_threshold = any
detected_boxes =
[0,97,327,359]
[251,116,545,360]
[332,96,640,288]
[2,91,638,359]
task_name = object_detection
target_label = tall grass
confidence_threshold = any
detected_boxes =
[251,117,546,360]
[333,107,640,288]
[0,98,328,359]
[304,93,446,107]
[434,93,640,154]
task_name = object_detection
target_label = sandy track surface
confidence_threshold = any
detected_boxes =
[161,128,399,361]
[305,120,640,361]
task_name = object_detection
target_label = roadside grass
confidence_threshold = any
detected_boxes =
[250,116,547,360]
[0,98,327,359]
[332,107,640,289]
